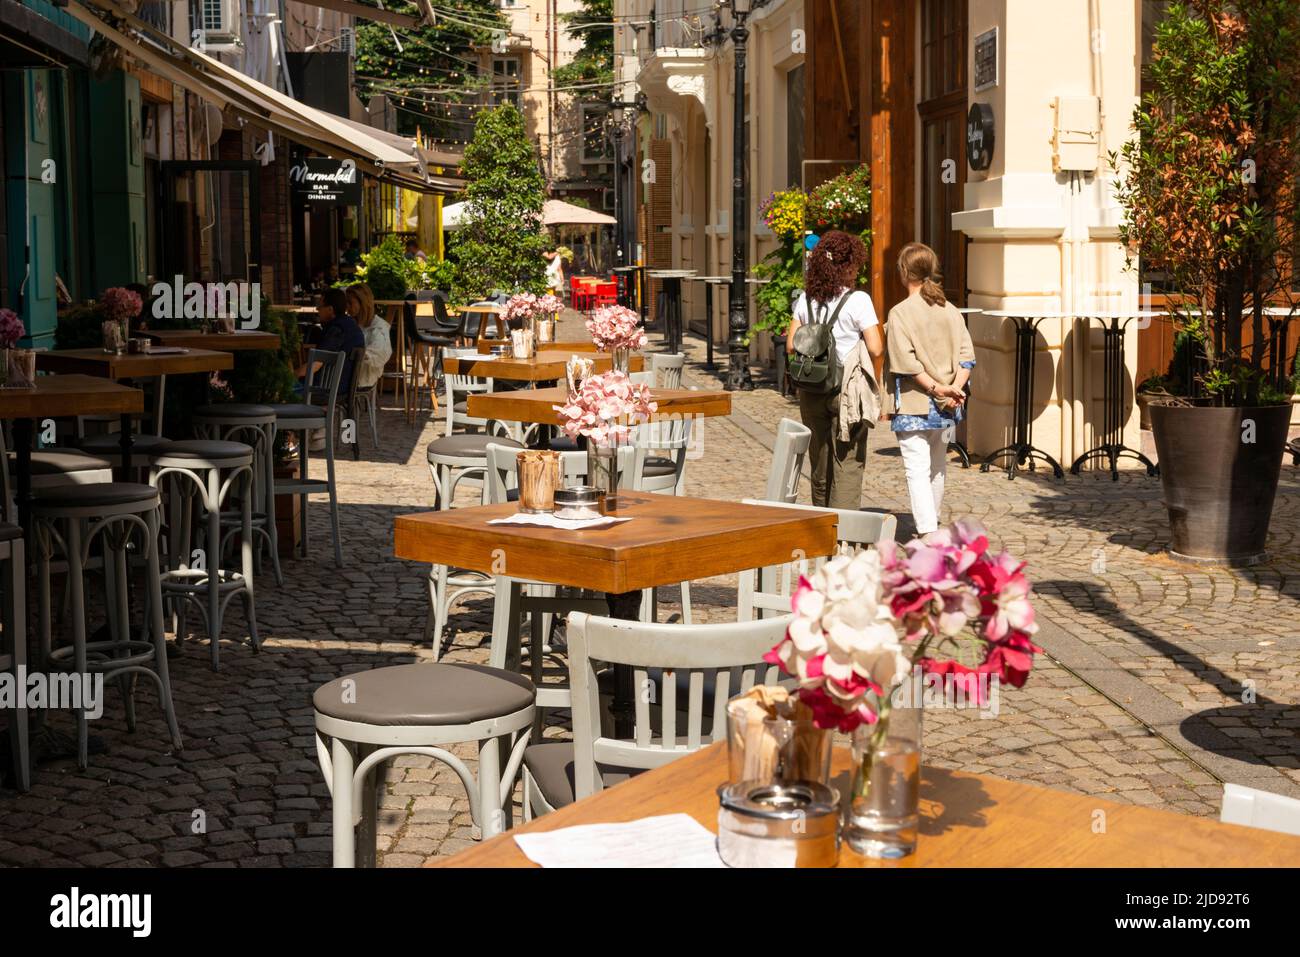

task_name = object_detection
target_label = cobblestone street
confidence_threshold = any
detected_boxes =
[1,322,1297,867]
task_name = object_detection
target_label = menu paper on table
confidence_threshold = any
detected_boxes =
[488,514,633,531]
[512,814,725,868]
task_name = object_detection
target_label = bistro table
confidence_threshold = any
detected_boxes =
[395,492,836,737]
[1068,311,1165,481]
[647,269,696,354]
[143,328,281,352]
[432,740,1300,868]
[467,385,731,428]
[453,302,506,346]
[445,350,644,383]
[35,347,233,461]
[946,307,984,468]
[0,374,143,531]
[688,276,732,371]
[476,338,603,354]
[611,265,647,317]
[978,311,1067,480]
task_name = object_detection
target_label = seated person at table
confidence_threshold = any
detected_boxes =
[298,288,364,394]
[347,282,391,391]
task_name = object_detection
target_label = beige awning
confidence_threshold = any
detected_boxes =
[68,0,457,192]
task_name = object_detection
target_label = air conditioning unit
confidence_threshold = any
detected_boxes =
[197,0,242,51]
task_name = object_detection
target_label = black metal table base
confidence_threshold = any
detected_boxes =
[605,590,643,739]
[979,315,1065,481]
[1070,444,1159,481]
[948,440,971,468]
[981,444,1066,480]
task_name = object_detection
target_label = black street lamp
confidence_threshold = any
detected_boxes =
[725,0,758,391]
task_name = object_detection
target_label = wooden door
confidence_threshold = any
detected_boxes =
[918,0,968,306]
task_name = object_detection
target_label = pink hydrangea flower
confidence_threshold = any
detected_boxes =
[552,370,657,445]
[0,308,24,349]
[100,287,143,324]
[586,305,646,351]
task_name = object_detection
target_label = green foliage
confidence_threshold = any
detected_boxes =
[227,303,302,405]
[449,103,548,299]
[750,165,873,337]
[352,0,506,139]
[54,304,107,349]
[354,236,411,301]
[554,0,614,89]
[1115,0,1300,405]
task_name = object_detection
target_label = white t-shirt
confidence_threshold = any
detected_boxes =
[792,288,879,363]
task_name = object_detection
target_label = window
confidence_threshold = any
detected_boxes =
[921,0,965,102]
[785,64,804,188]
[581,104,612,165]
[490,56,522,109]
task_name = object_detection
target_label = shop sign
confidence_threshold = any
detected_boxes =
[291,157,361,205]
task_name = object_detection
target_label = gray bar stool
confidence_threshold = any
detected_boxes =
[0,523,29,790]
[75,434,174,483]
[150,440,259,671]
[313,663,535,867]
[192,403,283,587]
[32,483,182,769]
[269,349,345,566]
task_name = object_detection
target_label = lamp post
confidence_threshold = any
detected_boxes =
[726,0,757,391]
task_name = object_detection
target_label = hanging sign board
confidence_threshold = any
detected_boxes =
[290,157,361,205]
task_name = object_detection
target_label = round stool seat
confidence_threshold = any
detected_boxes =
[426,433,522,462]
[313,663,534,727]
[268,403,327,426]
[77,434,173,458]
[193,403,276,420]
[156,440,253,464]
[33,482,159,515]
[22,449,113,475]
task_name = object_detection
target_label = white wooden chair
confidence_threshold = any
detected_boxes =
[650,352,685,389]
[442,346,493,435]
[522,612,790,817]
[1220,783,1300,836]
[736,499,897,621]
[765,417,812,503]
[630,417,695,622]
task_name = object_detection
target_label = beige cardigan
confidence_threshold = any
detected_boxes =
[884,292,975,416]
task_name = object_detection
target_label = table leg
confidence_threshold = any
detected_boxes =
[13,417,32,535]
[704,282,715,370]
[605,590,643,739]
[118,412,135,482]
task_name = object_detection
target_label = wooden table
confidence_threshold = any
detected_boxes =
[143,329,281,352]
[0,375,144,530]
[445,350,644,382]
[452,303,505,345]
[466,385,731,427]
[36,347,234,379]
[395,492,835,734]
[477,338,602,354]
[433,741,1300,868]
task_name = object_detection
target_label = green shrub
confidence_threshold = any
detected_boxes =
[355,236,411,301]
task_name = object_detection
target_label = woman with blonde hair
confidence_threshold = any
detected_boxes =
[885,242,975,535]
[346,282,392,390]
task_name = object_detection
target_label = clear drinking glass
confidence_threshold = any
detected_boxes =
[845,705,922,859]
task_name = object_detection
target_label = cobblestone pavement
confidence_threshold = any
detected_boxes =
[0,315,1296,867]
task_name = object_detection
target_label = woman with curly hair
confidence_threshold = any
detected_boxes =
[885,242,974,534]
[784,230,884,507]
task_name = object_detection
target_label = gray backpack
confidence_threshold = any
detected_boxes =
[787,292,849,394]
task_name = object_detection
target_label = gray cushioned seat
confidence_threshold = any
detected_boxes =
[154,440,252,461]
[268,403,327,422]
[32,482,158,510]
[523,742,576,809]
[547,436,580,452]
[24,450,113,474]
[453,400,468,415]
[77,434,172,457]
[0,523,21,543]
[426,433,523,460]
[313,663,534,727]
[641,456,678,478]
[193,403,276,419]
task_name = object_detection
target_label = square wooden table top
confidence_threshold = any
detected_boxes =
[36,347,234,379]
[476,338,603,354]
[0,374,144,420]
[394,491,836,594]
[444,351,644,382]
[144,329,281,352]
[467,385,731,427]
[433,741,1300,868]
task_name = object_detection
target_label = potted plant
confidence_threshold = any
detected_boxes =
[1114,0,1300,564]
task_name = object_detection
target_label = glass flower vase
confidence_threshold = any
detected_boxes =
[3,348,35,389]
[611,346,631,374]
[586,443,619,512]
[845,702,922,859]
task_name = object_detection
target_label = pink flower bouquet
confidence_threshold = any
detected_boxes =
[100,287,143,324]
[0,308,25,349]
[503,292,540,326]
[536,293,563,317]
[586,304,646,352]
[552,370,657,446]
[764,519,1041,732]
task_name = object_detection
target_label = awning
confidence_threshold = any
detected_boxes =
[66,0,458,193]
[543,199,617,227]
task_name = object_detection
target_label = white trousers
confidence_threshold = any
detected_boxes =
[897,427,951,535]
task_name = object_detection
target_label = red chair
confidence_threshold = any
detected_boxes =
[570,276,589,311]
[592,281,617,309]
